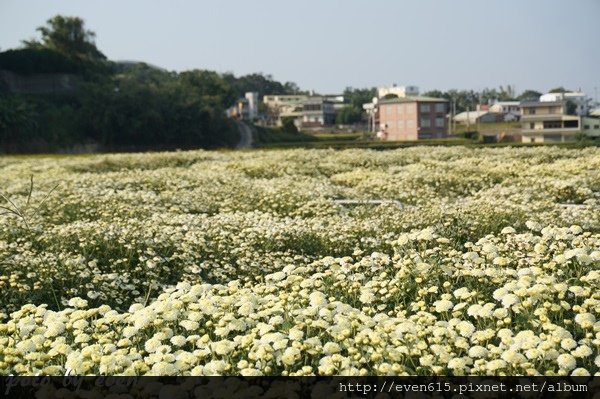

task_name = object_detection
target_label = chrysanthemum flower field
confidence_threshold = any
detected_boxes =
[0,147,598,376]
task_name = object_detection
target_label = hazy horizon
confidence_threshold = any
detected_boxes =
[1,0,599,98]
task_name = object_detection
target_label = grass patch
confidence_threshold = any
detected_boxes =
[251,125,316,144]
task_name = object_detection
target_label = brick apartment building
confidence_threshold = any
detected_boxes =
[378,96,449,140]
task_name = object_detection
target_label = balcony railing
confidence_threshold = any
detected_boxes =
[521,127,580,134]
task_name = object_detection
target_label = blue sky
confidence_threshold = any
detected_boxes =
[1,0,598,98]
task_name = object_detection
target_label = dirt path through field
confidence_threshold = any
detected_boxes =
[235,120,253,149]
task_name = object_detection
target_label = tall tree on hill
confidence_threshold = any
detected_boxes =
[343,87,377,108]
[423,90,478,113]
[23,15,105,62]
[221,72,304,99]
[548,86,569,93]
[517,90,542,101]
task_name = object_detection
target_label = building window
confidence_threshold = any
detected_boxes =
[397,105,403,113]
[420,118,431,128]
[543,121,561,129]
[420,104,430,113]
[397,120,403,128]
[530,123,534,129]
[303,104,322,111]
[407,120,415,127]
[584,125,590,130]
[386,106,393,115]
[435,103,445,113]
[564,120,579,128]
[594,125,600,129]
[435,117,444,127]
[543,134,562,142]
[527,109,536,115]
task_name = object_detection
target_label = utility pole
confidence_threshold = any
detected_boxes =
[477,93,482,137]
[466,105,470,134]
[451,98,456,135]
[450,97,456,136]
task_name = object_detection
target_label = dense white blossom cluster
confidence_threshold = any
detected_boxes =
[0,146,598,376]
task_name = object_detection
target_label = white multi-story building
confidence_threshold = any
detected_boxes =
[245,92,258,120]
[262,95,308,126]
[489,101,520,114]
[377,85,419,99]
[539,91,589,116]
[520,99,599,142]
[263,94,308,110]
[489,101,521,122]
[226,91,259,120]
[301,97,336,127]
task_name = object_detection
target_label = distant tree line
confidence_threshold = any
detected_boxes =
[335,87,377,125]
[422,86,546,114]
[338,86,548,123]
[0,15,302,153]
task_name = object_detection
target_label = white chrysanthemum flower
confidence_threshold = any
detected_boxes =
[268,271,286,282]
[309,291,328,307]
[486,359,507,372]
[203,360,227,375]
[574,313,595,328]
[493,256,508,266]
[44,322,65,338]
[447,358,467,370]
[568,286,586,297]
[556,354,577,371]
[433,299,454,313]
[16,339,36,354]
[281,347,301,366]
[525,349,541,360]
[68,297,88,309]
[238,302,254,316]
[359,290,375,304]
[74,333,91,344]
[493,308,508,319]
[211,340,235,356]
[416,228,435,241]
[501,350,525,364]
[453,287,470,300]
[170,335,187,347]
[467,304,482,317]
[501,294,520,308]
[240,368,263,376]
[288,328,304,341]
[456,321,475,338]
[560,338,577,350]
[323,342,341,355]
[572,345,592,358]
[179,320,199,331]
[571,368,590,376]
[144,338,161,353]
[492,288,508,301]
[525,220,542,231]
[569,225,583,235]
[122,326,137,338]
[468,346,488,359]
